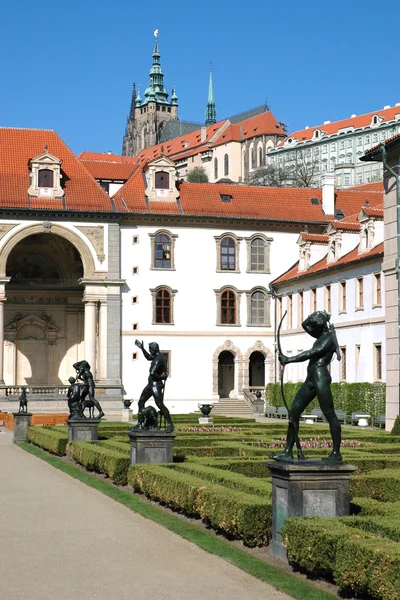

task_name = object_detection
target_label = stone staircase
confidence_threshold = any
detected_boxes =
[211,397,254,416]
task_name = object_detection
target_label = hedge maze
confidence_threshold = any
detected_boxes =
[26,414,400,599]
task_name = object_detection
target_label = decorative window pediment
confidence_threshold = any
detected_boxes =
[144,156,179,202]
[28,146,64,198]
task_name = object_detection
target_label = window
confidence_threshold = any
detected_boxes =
[132,235,139,244]
[132,352,138,360]
[224,154,229,176]
[151,287,177,324]
[161,350,171,376]
[310,288,317,313]
[149,230,177,270]
[258,147,263,167]
[373,273,382,306]
[356,344,361,375]
[323,145,327,154]
[247,289,270,326]
[374,344,382,380]
[278,296,283,322]
[365,135,370,144]
[298,291,303,326]
[347,138,352,148]
[221,289,236,324]
[340,141,345,150]
[325,285,331,313]
[38,169,54,188]
[356,277,364,309]
[215,233,242,272]
[246,235,271,273]
[132,296,138,304]
[340,281,347,312]
[214,157,218,179]
[331,143,336,151]
[155,171,169,189]
[251,148,256,169]
[132,323,138,330]
[288,294,293,329]
[340,347,347,381]
[99,181,109,194]
[357,137,362,146]
[132,266,139,275]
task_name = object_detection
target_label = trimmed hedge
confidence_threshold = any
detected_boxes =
[174,442,268,458]
[128,464,271,547]
[351,469,400,501]
[27,426,68,455]
[67,442,130,485]
[266,381,386,419]
[282,517,400,600]
[171,462,272,497]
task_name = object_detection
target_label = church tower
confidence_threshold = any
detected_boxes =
[205,63,216,126]
[122,30,179,157]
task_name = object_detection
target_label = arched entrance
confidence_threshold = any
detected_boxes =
[4,233,84,386]
[218,350,234,398]
[249,351,265,387]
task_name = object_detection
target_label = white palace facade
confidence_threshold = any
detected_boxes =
[0,128,385,415]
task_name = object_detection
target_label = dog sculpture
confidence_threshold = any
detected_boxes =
[137,405,159,430]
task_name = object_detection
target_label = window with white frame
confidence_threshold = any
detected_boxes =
[340,281,347,312]
[339,346,347,380]
[298,291,303,326]
[287,294,293,329]
[245,234,272,273]
[356,277,364,309]
[246,288,270,326]
[310,288,317,313]
[374,344,382,380]
[325,285,331,313]
[215,287,242,326]
[373,272,382,306]
[149,230,178,270]
[215,233,242,272]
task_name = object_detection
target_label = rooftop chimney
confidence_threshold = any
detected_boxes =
[323,120,331,124]
[321,173,335,215]
[200,126,207,143]
[384,105,391,109]
[351,114,356,118]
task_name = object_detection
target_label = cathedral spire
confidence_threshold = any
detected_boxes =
[129,83,137,118]
[144,29,169,103]
[205,63,216,126]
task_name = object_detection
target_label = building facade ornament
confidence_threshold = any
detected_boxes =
[77,226,105,263]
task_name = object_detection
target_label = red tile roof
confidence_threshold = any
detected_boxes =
[272,242,384,286]
[211,111,285,147]
[0,129,113,212]
[348,182,383,192]
[330,221,360,232]
[363,132,400,157]
[278,106,400,145]
[300,233,329,243]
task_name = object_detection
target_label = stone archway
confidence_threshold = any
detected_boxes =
[212,340,244,396]
[243,341,274,389]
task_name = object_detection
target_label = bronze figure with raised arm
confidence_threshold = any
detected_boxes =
[272,310,342,463]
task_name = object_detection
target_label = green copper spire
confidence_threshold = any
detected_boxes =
[205,63,216,125]
[144,29,169,104]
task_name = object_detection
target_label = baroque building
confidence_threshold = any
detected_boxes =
[267,104,400,189]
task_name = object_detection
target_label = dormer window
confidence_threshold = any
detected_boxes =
[28,146,64,198]
[155,171,169,189]
[360,220,374,253]
[38,169,54,188]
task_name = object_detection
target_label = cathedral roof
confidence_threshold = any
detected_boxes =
[78,152,139,180]
[210,111,286,147]
[0,129,113,212]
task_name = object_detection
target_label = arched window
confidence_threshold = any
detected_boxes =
[224,154,229,176]
[154,233,171,268]
[251,148,256,169]
[38,169,54,188]
[258,147,263,167]
[221,289,236,324]
[214,157,218,180]
[221,236,236,270]
[155,288,171,323]
[250,237,265,271]
[155,171,169,189]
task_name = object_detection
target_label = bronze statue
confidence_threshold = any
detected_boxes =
[18,387,28,413]
[133,341,174,432]
[73,360,105,419]
[272,310,342,463]
[67,376,85,420]
[136,405,159,430]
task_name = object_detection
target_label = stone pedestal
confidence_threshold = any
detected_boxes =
[13,412,32,443]
[199,417,214,425]
[67,419,100,442]
[127,430,175,464]
[266,461,357,561]
[121,409,132,422]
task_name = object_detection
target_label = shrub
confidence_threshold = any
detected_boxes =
[128,464,271,546]
[351,469,400,502]
[391,415,400,435]
[27,426,68,455]
[67,442,130,485]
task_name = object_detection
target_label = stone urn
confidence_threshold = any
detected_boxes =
[198,403,213,417]
[123,399,132,409]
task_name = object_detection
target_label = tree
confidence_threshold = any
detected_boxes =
[186,166,209,183]
[249,153,319,188]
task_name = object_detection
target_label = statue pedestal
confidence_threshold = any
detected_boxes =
[121,409,132,422]
[67,419,100,442]
[13,412,32,443]
[127,430,175,464]
[198,417,214,425]
[266,461,357,561]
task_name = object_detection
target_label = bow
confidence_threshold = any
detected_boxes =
[277,310,304,459]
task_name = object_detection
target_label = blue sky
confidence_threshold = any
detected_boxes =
[1,0,399,155]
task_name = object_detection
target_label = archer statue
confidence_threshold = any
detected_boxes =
[272,310,342,463]
[133,341,174,432]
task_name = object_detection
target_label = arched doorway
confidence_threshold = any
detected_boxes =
[249,351,265,387]
[4,233,84,386]
[218,350,234,398]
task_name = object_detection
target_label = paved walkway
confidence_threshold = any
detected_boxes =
[0,430,292,600]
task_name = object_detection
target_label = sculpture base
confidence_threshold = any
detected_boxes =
[127,430,175,464]
[67,419,100,442]
[198,417,214,425]
[13,412,32,443]
[121,409,132,422]
[266,461,357,561]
